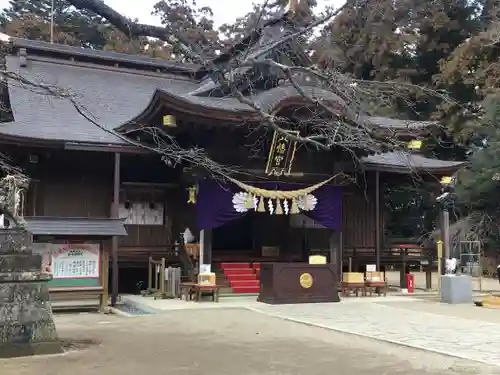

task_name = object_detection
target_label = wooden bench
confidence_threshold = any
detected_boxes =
[193,284,222,302]
[364,271,387,296]
[341,282,366,297]
[179,282,196,301]
[341,272,366,297]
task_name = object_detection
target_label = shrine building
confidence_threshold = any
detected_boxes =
[0,12,464,304]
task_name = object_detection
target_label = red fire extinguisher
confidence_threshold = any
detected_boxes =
[405,273,415,294]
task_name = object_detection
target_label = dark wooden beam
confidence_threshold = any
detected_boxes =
[64,142,147,154]
[111,152,121,306]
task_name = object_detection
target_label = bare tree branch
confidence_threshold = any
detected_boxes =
[66,0,204,62]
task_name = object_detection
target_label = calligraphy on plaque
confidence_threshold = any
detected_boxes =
[51,244,100,279]
[265,130,299,176]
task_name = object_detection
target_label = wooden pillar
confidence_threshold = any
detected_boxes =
[111,152,120,306]
[339,231,343,278]
[100,243,110,310]
[375,171,381,270]
[329,232,339,279]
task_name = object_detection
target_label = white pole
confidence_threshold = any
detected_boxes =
[199,230,204,274]
[50,0,54,44]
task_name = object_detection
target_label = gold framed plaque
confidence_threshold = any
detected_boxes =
[299,273,313,288]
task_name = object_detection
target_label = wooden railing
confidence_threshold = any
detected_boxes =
[343,246,436,270]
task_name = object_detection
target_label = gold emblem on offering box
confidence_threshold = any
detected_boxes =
[265,130,298,176]
[299,273,313,288]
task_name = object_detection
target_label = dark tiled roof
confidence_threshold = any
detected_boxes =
[0,56,197,144]
[133,85,433,130]
[24,217,127,236]
[361,152,465,173]
[161,85,346,113]
[0,37,436,144]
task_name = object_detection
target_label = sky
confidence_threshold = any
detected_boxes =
[0,0,345,27]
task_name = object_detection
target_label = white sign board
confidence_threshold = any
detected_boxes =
[52,244,100,279]
[366,264,377,272]
[199,264,211,274]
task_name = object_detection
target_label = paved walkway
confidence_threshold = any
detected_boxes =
[250,301,500,366]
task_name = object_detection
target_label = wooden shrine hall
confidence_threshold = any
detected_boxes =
[0,9,464,301]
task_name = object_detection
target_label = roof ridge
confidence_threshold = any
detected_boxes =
[9,37,201,77]
[26,55,196,83]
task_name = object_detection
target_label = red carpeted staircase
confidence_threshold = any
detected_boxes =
[221,263,260,294]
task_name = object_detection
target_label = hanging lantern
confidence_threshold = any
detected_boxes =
[440,176,453,185]
[407,140,422,150]
[163,115,177,127]
[187,186,197,204]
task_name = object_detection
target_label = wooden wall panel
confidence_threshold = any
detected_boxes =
[118,225,171,247]
[117,186,179,265]
[33,173,111,218]
[21,150,113,218]
[342,190,377,248]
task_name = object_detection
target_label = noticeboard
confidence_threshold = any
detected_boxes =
[32,242,101,288]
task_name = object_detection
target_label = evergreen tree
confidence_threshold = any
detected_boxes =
[1,0,111,48]
[455,95,500,243]
[313,0,480,123]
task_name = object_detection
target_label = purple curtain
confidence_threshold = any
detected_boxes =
[196,179,342,231]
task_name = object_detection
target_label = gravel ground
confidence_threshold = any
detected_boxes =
[1,309,498,375]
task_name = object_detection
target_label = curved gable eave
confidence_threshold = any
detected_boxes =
[113,90,165,134]
[115,86,348,132]
[362,152,465,175]
[114,89,259,134]
[364,163,465,175]
[114,85,442,134]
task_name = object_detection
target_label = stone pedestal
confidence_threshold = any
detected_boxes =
[440,275,473,304]
[0,229,61,358]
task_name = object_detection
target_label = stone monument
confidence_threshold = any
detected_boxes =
[0,172,61,360]
[0,225,61,357]
[440,258,473,304]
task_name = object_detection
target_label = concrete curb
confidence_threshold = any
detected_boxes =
[246,307,500,368]
[108,306,136,318]
[120,295,165,314]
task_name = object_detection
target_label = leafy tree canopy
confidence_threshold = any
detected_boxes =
[455,95,500,243]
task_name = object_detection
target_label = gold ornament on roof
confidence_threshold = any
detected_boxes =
[407,140,422,150]
[163,115,177,127]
